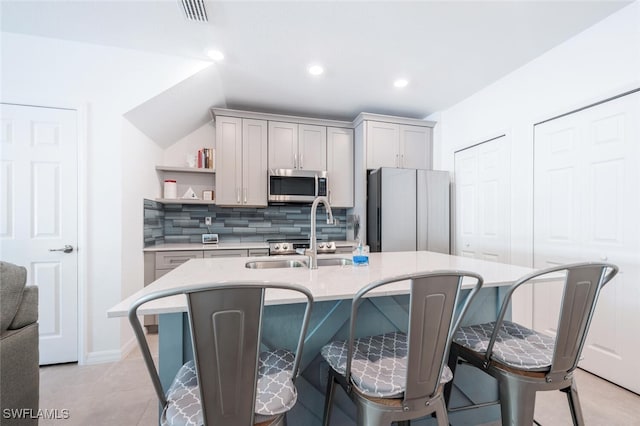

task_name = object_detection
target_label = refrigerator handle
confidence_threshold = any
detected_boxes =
[377,206,381,251]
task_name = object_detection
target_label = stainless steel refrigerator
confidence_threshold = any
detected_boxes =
[367,168,450,253]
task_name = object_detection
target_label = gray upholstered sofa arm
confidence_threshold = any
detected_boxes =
[0,262,39,425]
[9,286,38,330]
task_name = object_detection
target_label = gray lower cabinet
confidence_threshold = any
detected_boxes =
[143,248,267,332]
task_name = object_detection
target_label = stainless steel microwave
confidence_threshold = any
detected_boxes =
[268,169,328,203]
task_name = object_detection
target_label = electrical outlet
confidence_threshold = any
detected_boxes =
[205,217,212,225]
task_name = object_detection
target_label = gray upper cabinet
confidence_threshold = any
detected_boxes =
[298,124,327,171]
[268,122,327,171]
[366,121,400,169]
[268,121,298,169]
[327,127,354,207]
[400,124,432,170]
[363,118,433,170]
[215,116,268,206]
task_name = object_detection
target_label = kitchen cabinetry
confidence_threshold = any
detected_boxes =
[212,108,354,208]
[215,116,268,206]
[365,121,432,170]
[143,250,203,332]
[155,166,216,205]
[268,122,327,171]
[327,127,354,207]
[204,248,268,258]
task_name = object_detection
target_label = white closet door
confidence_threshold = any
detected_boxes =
[534,91,640,393]
[454,136,510,263]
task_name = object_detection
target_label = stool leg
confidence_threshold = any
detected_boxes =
[498,376,536,426]
[561,380,585,426]
[323,369,337,426]
[434,395,450,426]
[444,344,459,405]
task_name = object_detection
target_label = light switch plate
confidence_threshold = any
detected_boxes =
[202,233,218,244]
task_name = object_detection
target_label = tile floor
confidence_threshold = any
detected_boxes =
[39,334,640,425]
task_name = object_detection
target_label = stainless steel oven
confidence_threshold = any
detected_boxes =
[268,169,328,203]
[268,239,336,255]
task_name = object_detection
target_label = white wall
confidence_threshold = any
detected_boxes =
[1,32,210,362]
[431,1,640,268]
[120,120,164,351]
[163,120,216,168]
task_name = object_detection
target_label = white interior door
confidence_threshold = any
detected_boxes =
[454,136,510,263]
[534,91,640,393]
[1,103,79,365]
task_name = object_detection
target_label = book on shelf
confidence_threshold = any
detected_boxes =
[197,148,215,169]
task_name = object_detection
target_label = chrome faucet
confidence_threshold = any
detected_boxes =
[306,196,334,269]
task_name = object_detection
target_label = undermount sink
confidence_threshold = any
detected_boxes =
[245,257,353,269]
[315,258,353,267]
[245,260,306,269]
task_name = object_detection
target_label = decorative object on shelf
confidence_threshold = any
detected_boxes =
[163,179,177,199]
[186,154,197,168]
[181,187,199,200]
[202,190,214,201]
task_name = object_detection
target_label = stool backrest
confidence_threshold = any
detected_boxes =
[346,271,483,403]
[129,281,313,425]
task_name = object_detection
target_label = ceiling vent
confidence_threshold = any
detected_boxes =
[180,0,208,22]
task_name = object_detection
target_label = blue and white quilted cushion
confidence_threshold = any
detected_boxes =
[321,331,453,398]
[453,320,555,371]
[161,349,297,426]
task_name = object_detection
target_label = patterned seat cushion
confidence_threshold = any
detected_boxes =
[321,331,453,398]
[161,349,296,426]
[453,321,555,371]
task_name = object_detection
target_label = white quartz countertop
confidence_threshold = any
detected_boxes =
[108,251,538,318]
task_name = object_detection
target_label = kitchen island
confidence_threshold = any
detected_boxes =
[108,251,539,425]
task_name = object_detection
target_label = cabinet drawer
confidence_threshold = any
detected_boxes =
[155,251,203,269]
[204,249,248,258]
[248,248,269,257]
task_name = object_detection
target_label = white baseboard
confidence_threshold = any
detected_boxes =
[82,336,137,365]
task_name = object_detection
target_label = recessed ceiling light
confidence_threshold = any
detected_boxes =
[206,50,225,61]
[308,65,324,76]
[394,79,409,88]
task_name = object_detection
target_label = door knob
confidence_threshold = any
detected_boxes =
[49,245,74,254]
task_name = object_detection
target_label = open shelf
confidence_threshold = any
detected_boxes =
[155,166,215,174]
[155,198,216,205]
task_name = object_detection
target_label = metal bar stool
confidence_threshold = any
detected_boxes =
[446,262,618,425]
[128,281,314,426]
[321,270,484,426]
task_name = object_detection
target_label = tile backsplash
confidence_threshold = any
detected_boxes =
[143,199,347,246]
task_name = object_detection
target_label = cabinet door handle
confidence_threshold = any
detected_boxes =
[328,189,332,204]
[236,188,240,204]
[401,154,404,168]
[300,153,303,169]
[395,154,399,167]
[294,153,298,168]
[244,188,247,204]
